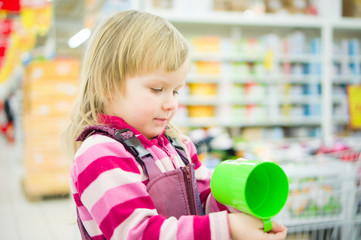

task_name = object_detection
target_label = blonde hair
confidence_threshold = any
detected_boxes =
[63,10,189,157]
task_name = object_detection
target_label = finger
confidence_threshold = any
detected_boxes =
[271,229,288,240]
[263,226,288,240]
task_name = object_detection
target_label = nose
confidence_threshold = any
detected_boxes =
[162,94,177,111]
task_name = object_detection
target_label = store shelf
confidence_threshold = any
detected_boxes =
[334,116,349,125]
[181,95,321,105]
[333,76,361,84]
[187,74,321,83]
[331,23,361,134]
[174,117,321,128]
[150,10,324,28]
[333,55,361,62]
[332,17,361,30]
[191,53,322,62]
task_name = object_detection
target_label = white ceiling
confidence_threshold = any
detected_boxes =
[52,0,86,58]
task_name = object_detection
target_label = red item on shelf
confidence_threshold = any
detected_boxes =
[0,0,20,12]
[0,122,14,144]
[0,19,12,36]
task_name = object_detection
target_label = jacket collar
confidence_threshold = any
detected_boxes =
[98,114,167,147]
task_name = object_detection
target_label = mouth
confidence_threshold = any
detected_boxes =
[154,118,168,122]
[154,113,171,123]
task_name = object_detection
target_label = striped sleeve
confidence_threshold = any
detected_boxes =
[71,134,230,240]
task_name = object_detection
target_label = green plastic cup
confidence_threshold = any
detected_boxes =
[210,159,289,232]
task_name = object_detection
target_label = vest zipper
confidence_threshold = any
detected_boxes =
[181,166,197,215]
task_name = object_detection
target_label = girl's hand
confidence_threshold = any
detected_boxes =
[228,213,288,240]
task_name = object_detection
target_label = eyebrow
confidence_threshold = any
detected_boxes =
[145,76,185,88]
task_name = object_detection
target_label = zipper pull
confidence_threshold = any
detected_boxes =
[185,167,191,181]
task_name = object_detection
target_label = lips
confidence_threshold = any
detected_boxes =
[155,118,167,121]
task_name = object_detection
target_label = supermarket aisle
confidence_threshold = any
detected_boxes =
[0,138,81,240]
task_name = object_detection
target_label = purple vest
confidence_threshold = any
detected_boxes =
[76,126,205,239]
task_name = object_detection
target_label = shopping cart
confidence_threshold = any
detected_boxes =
[274,148,361,240]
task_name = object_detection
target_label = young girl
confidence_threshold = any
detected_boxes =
[64,10,287,240]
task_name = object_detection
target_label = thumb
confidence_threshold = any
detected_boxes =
[270,221,286,233]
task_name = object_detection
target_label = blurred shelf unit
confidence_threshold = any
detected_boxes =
[161,12,323,132]
[142,7,361,138]
[22,59,80,200]
[332,22,361,129]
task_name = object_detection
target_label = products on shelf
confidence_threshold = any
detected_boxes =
[22,59,80,200]
[333,38,360,76]
[0,0,53,148]
[150,0,319,16]
[266,0,318,15]
[287,176,342,218]
[343,0,361,18]
[153,0,318,15]
[182,31,323,128]
[332,38,361,127]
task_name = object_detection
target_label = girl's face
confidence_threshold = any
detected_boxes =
[106,58,190,139]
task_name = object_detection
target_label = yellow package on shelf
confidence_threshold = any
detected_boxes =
[192,36,221,52]
[189,83,218,96]
[188,105,215,118]
[194,61,221,75]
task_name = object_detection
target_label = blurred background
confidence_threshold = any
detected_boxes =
[1,0,361,239]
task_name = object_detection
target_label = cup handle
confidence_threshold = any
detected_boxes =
[263,218,272,232]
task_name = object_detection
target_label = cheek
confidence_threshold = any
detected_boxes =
[134,95,158,113]
[170,105,178,118]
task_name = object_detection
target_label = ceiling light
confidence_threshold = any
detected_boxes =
[68,28,91,49]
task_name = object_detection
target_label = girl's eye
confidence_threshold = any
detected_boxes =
[151,88,162,93]
[173,90,179,95]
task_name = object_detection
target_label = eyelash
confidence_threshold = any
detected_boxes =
[151,88,179,95]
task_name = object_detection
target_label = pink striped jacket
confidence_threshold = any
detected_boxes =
[70,115,231,239]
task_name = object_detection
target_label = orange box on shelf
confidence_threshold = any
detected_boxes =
[26,59,81,82]
[26,100,74,118]
[29,81,78,98]
[23,116,69,133]
[24,136,64,152]
[23,170,70,200]
[188,105,215,118]
[24,153,70,172]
